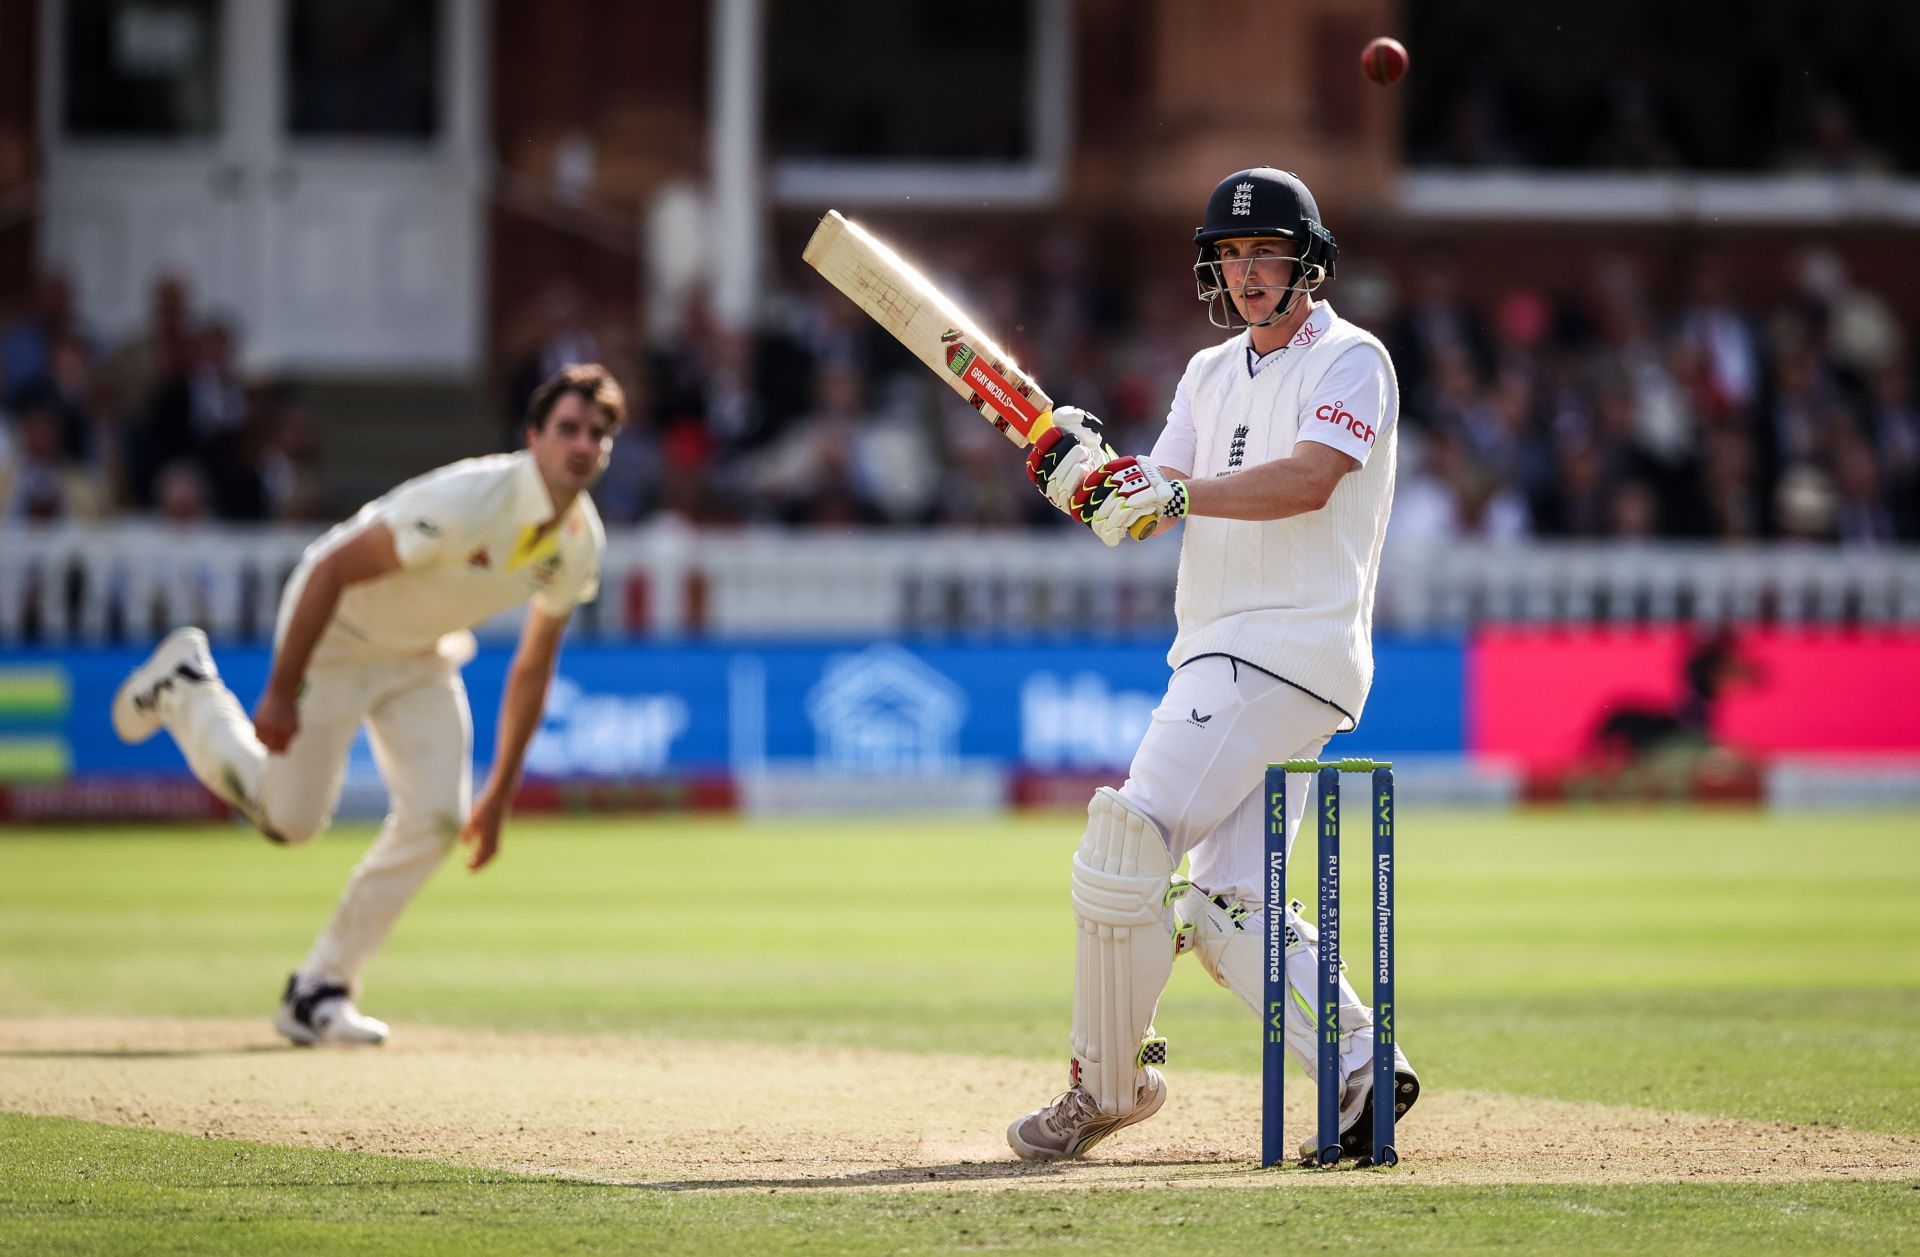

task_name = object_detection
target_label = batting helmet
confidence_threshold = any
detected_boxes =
[1192,168,1338,329]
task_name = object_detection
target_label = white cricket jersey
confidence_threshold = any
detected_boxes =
[1147,303,1399,727]
[281,451,605,663]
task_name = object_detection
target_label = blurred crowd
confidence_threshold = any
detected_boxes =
[8,238,1916,551]
[1379,247,1917,548]
[518,236,1917,549]
[0,273,327,527]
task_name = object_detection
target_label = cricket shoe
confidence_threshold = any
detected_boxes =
[1007,1067,1166,1161]
[274,975,390,1047]
[111,626,216,744]
[1299,1046,1420,1166]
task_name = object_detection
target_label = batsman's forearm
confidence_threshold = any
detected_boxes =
[1177,457,1332,522]
[266,566,343,699]
[486,665,553,796]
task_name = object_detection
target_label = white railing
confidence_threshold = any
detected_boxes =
[0,523,320,645]
[2,523,1917,645]
[1377,541,1920,629]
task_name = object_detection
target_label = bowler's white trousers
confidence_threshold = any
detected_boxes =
[162,650,472,990]
[1117,653,1377,1083]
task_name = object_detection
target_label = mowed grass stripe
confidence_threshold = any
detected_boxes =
[0,810,1915,1139]
[2,1113,1916,1256]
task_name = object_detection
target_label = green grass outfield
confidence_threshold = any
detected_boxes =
[3,807,1918,1253]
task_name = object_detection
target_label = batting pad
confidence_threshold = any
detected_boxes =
[1070,787,1178,1116]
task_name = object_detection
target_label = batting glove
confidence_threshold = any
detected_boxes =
[1025,406,1113,516]
[1075,456,1188,546]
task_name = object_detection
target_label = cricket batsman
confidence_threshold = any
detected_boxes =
[1009,169,1419,1161]
[111,364,622,1045]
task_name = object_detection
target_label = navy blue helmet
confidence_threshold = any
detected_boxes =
[1192,168,1338,328]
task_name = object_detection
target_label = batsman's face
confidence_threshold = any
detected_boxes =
[528,393,616,495]
[1214,238,1296,325]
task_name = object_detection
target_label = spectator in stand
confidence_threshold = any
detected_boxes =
[1,396,106,522]
[745,361,884,526]
[1488,367,1559,516]
[202,382,281,522]
[1544,434,1613,538]
[1830,433,1896,546]
[128,319,246,508]
[188,321,249,442]
[1489,287,1551,386]
[39,335,108,468]
[1775,464,1838,543]
[1674,256,1761,424]
[153,459,213,526]
[1387,256,1489,423]
[1608,479,1661,540]
[1,273,85,407]
[853,373,939,525]
[1864,364,1920,539]
[1791,248,1903,383]
[582,352,661,525]
[1389,426,1529,549]
[261,402,329,522]
[101,273,193,419]
[1762,335,1832,468]
[702,327,763,451]
[1700,426,1765,541]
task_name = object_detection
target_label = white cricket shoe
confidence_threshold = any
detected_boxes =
[274,975,390,1047]
[111,627,216,744]
[1007,1067,1166,1161]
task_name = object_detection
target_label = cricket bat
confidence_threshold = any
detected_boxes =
[802,210,1056,449]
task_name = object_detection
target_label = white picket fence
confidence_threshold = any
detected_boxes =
[2,522,1917,645]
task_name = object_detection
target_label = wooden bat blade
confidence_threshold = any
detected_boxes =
[803,210,1054,448]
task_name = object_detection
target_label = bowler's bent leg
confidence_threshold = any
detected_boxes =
[299,657,472,990]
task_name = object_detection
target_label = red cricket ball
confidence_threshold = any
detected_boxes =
[1362,36,1408,86]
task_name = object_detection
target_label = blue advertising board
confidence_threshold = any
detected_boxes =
[0,636,1465,782]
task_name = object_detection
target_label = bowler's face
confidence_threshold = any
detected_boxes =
[528,393,614,496]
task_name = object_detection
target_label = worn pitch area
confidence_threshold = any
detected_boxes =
[2,1017,1912,1192]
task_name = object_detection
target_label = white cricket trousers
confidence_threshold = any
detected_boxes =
[1120,654,1341,894]
[1117,653,1377,1082]
[162,651,472,989]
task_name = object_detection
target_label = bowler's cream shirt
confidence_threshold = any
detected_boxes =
[280,452,604,664]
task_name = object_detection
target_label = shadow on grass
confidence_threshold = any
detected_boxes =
[626,1157,1241,1191]
[0,1045,289,1060]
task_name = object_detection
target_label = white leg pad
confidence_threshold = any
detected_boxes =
[1174,892,1375,1086]
[1070,787,1178,1116]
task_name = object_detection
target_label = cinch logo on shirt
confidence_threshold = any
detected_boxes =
[1315,401,1375,444]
